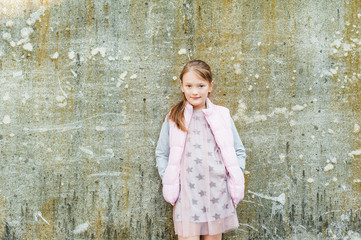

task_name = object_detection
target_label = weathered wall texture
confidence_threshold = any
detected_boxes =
[0,0,361,239]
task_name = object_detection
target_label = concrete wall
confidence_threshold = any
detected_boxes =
[0,0,360,239]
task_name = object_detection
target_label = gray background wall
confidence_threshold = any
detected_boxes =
[1,0,361,239]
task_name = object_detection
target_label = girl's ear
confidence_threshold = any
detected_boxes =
[180,80,184,92]
[209,81,214,93]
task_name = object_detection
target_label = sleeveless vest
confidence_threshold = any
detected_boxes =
[162,98,245,206]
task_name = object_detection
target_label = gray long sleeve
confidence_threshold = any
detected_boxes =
[155,117,246,179]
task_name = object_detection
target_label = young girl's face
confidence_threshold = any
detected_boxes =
[181,71,213,110]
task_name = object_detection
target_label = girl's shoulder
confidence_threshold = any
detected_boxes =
[213,103,230,113]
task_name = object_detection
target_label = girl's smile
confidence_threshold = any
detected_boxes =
[181,71,213,110]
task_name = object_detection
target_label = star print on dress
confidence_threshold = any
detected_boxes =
[186,152,192,158]
[196,174,205,180]
[194,158,202,164]
[192,199,198,205]
[201,206,207,213]
[186,167,193,173]
[213,213,220,220]
[189,183,195,189]
[198,190,206,197]
[223,204,229,209]
[193,130,200,135]
[192,214,200,221]
[211,197,219,204]
[210,181,217,188]
[208,152,213,156]
[193,143,201,149]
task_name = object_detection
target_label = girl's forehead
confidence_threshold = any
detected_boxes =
[182,71,208,83]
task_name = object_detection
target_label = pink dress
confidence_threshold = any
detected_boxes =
[173,111,239,237]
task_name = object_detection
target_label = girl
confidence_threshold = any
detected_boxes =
[155,60,246,240]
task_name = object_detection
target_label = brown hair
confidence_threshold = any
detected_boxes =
[168,60,213,132]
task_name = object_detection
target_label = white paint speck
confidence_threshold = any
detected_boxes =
[71,70,77,77]
[349,149,361,156]
[123,56,131,61]
[2,32,11,41]
[289,120,297,127]
[255,74,259,79]
[3,92,10,101]
[173,76,178,81]
[116,80,123,88]
[68,51,75,59]
[331,38,342,48]
[353,179,361,183]
[328,129,335,134]
[74,222,90,234]
[120,71,128,80]
[234,63,242,75]
[324,163,334,172]
[91,47,106,57]
[13,71,23,77]
[130,74,137,80]
[26,6,46,26]
[291,104,307,112]
[253,113,267,122]
[50,52,59,60]
[3,115,11,124]
[248,191,286,205]
[178,48,187,55]
[34,211,50,225]
[23,43,33,52]
[257,42,262,46]
[56,96,66,102]
[6,20,14,28]
[58,102,67,108]
[21,27,33,38]
[248,85,253,91]
[79,146,94,157]
[95,126,106,131]
[332,177,338,182]
[89,171,120,177]
[279,153,286,162]
[353,123,360,134]
[307,178,314,183]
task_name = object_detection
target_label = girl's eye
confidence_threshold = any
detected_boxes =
[200,85,205,88]
[186,85,191,88]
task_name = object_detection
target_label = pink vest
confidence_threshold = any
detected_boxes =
[162,99,245,206]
